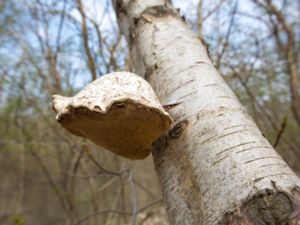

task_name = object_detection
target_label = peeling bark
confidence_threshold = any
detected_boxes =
[112,0,300,224]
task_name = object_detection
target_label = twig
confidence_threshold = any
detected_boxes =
[133,178,157,199]
[215,0,238,69]
[137,198,163,214]
[105,187,123,225]
[54,0,67,55]
[273,116,288,148]
[68,147,85,215]
[202,0,227,21]
[76,0,97,80]
[31,150,70,215]
[83,145,120,176]
[129,172,138,225]
[74,209,132,225]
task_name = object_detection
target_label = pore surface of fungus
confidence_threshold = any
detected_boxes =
[52,72,172,160]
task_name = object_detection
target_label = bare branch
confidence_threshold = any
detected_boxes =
[76,0,97,80]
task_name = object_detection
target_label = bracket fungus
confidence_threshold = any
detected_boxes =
[52,72,172,160]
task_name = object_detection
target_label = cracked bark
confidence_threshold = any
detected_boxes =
[112,0,300,224]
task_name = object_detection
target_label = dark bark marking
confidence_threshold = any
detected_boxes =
[145,63,158,79]
[195,127,212,138]
[259,163,285,168]
[198,129,262,147]
[157,158,165,167]
[218,96,237,100]
[224,124,257,130]
[178,90,198,100]
[152,134,169,151]
[142,5,178,19]
[168,79,195,96]
[216,141,256,156]
[169,120,188,139]
[217,129,256,140]
[212,155,229,166]
[133,17,139,26]
[195,61,207,64]
[115,0,127,16]
[199,135,215,145]
[168,64,199,77]
[201,188,209,196]
[254,173,293,183]
[152,120,188,151]
[236,146,272,154]
[203,83,219,87]
[144,66,154,80]
[243,156,282,164]
[161,60,209,81]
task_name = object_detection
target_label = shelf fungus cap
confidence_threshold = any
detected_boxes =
[52,72,172,160]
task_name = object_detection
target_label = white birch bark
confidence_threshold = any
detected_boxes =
[113,0,300,224]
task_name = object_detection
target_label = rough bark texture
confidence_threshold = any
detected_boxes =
[113,0,300,224]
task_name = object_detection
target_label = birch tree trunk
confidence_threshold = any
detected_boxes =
[112,0,300,224]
